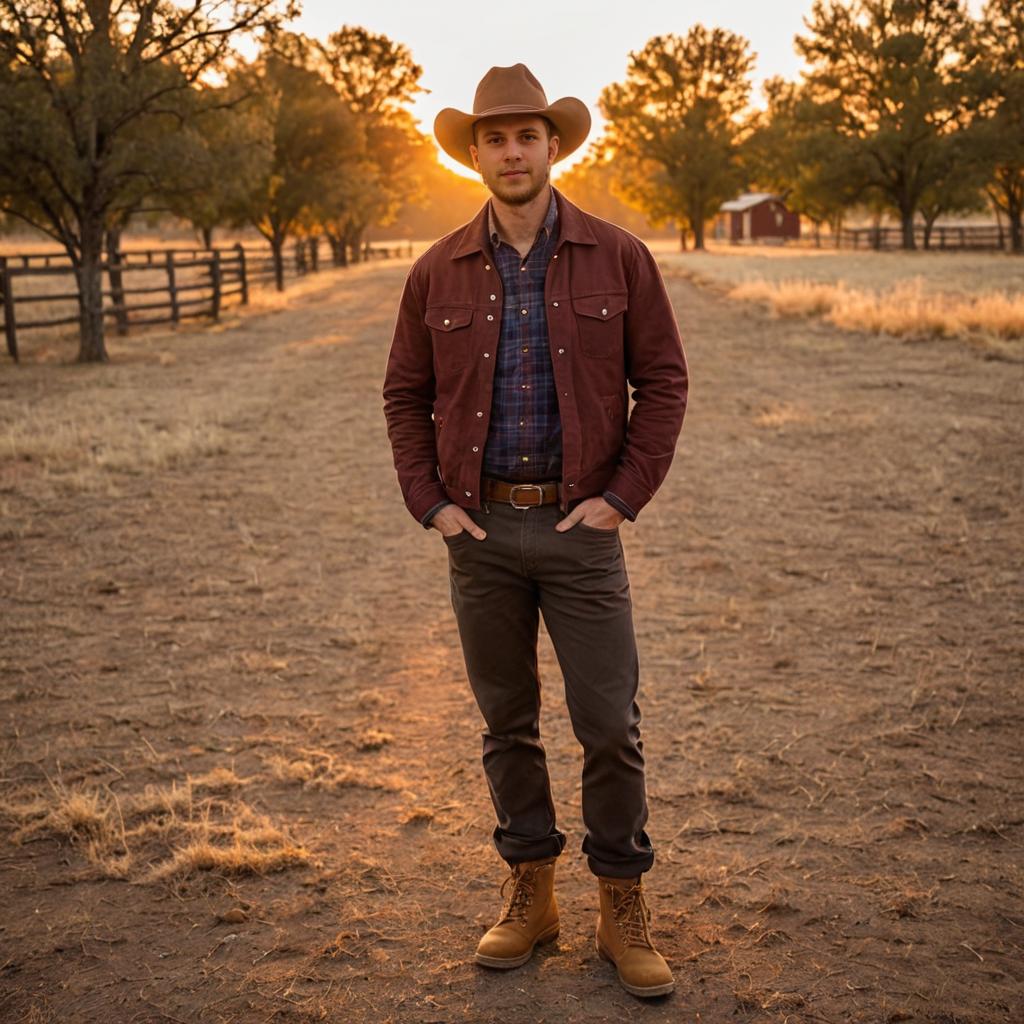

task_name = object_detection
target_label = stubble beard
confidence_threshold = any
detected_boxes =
[489,164,551,206]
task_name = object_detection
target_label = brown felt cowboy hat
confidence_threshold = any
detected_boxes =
[434,63,591,170]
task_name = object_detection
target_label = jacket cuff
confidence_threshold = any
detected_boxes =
[420,498,453,529]
[602,470,653,519]
[603,490,637,522]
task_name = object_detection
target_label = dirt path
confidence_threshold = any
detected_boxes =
[2,256,1022,1023]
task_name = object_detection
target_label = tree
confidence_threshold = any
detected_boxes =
[794,0,983,250]
[233,46,363,291]
[599,28,755,250]
[0,0,297,363]
[745,75,873,245]
[972,0,1024,252]
[317,26,425,261]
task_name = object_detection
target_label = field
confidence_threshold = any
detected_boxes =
[1,247,1022,1023]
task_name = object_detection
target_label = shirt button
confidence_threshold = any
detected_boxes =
[490,294,496,301]
[520,308,528,315]
[487,314,494,321]
[521,456,529,462]
[520,266,526,272]
[522,346,528,352]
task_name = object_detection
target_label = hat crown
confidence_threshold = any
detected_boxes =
[473,63,548,116]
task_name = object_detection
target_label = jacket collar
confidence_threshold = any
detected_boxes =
[450,184,598,259]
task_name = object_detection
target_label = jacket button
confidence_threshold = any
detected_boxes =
[444,318,451,326]
[476,411,483,417]
[487,314,494,321]
[568,482,574,488]
[485,264,491,270]
[490,294,496,300]
[483,352,490,358]
[472,446,479,452]
[601,308,607,316]
[465,490,472,497]
[552,301,558,307]
[557,348,564,355]
[552,254,559,259]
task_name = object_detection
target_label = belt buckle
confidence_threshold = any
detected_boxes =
[508,483,545,509]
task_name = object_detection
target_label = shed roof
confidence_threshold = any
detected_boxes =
[719,192,781,212]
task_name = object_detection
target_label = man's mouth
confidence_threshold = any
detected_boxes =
[501,170,526,177]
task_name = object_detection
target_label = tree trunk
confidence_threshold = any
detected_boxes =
[691,210,705,250]
[900,208,916,250]
[76,219,108,362]
[202,226,213,250]
[271,235,285,292]
[678,227,687,252]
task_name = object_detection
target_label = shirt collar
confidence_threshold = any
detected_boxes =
[488,186,558,251]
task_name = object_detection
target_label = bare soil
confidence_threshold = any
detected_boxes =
[1,256,1022,1023]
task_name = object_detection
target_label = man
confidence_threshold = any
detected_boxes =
[382,63,688,998]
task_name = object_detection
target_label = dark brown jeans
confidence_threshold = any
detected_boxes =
[443,495,655,879]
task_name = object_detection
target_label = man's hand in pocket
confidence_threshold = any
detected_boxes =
[430,505,487,540]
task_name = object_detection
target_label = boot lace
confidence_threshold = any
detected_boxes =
[609,879,653,947]
[497,864,537,926]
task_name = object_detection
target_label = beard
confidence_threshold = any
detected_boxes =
[488,164,550,206]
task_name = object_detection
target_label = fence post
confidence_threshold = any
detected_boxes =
[210,250,222,320]
[0,256,18,362]
[235,243,249,305]
[309,238,319,272]
[166,251,179,324]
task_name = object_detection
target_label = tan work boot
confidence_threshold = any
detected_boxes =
[474,856,560,968]
[595,873,675,997]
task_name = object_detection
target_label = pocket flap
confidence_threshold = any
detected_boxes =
[572,294,628,320]
[425,307,474,331]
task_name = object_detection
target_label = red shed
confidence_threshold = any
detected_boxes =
[714,193,800,243]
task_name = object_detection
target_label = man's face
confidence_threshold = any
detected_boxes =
[469,115,559,206]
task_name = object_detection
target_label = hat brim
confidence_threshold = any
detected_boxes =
[434,97,592,171]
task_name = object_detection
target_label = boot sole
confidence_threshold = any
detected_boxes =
[595,936,675,997]
[474,922,560,969]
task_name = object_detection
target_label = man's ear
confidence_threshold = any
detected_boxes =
[548,134,560,166]
[469,144,481,172]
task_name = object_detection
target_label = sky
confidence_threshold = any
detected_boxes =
[287,0,988,181]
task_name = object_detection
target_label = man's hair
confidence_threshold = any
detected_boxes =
[472,115,558,147]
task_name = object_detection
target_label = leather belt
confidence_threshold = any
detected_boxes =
[482,476,561,509]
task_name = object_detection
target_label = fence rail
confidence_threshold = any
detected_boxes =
[836,224,1009,251]
[0,237,413,362]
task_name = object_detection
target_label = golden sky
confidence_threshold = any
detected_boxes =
[290,0,988,182]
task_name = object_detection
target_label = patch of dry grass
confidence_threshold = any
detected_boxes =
[261,746,409,793]
[728,274,1024,347]
[0,767,311,883]
[1,402,229,485]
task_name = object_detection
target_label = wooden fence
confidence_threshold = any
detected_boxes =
[836,224,1009,251]
[0,237,413,362]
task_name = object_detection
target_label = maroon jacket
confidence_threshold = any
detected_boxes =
[382,187,688,524]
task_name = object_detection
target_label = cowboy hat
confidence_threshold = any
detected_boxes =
[434,63,591,171]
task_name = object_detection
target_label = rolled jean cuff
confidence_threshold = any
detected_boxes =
[494,824,567,866]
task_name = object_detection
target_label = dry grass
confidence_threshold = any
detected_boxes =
[0,767,311,883]
[729,274,1024,347]
[659,242,1024,351]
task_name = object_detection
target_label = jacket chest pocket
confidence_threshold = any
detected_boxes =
[425,306,474,373]
[571,293,627,358]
